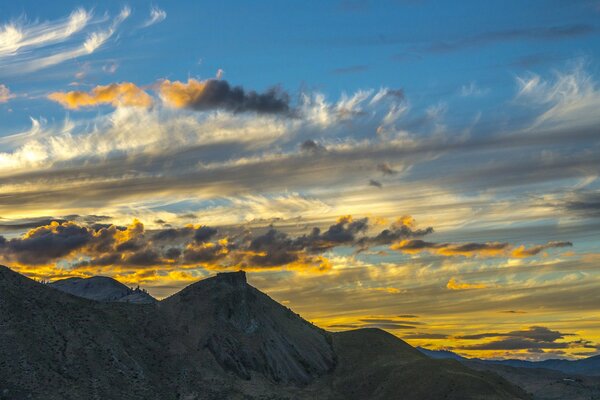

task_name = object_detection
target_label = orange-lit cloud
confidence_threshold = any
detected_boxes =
[446,277,488,290]
[48,82,153,109]
[511,241,573,258]
[391,239,571,258]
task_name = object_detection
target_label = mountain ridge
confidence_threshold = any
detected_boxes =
[49,275,156,304]
[0,265,529,399]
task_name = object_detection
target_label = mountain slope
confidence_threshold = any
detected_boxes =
[0,265,529,399]
[158,271,335,385]
[49,276,156,304]
[331,329,528,400]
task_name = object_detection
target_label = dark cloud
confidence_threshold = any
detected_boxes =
[151,227,194,242]
[457,326,592,351]
[392,239,511,257]
[300,139,327,154]
[2,222,94,264]
[182,242,228,264]
[160,78,290,115]
[124,249,162,266]
[403,333,450,340]
[377,162,397,175]
[463,338,571,351]
[561,191,600,218]
[328,322,416,330]
[356,221,433,250]
[458,326,572,342]
[511,241,572,257]
[165,247,182,260]
[369,179,382,188]
[359,318,424,325]
[194,226,218,243]
[247,228,302,267]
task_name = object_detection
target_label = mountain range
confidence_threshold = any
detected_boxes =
[418,347,600,376]
[0,265,529,400]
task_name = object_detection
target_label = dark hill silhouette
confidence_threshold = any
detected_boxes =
[0,265,529,399]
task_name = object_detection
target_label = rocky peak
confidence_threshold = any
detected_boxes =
[215,270,247,286]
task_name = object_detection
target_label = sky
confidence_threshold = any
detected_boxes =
[1,0,600,361]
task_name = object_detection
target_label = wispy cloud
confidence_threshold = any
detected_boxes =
[0,8,90,57]
[141,6,167,28]
[0,7,131,75]
[421,24,596,53]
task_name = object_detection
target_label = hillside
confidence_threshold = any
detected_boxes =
[0,265,529,399]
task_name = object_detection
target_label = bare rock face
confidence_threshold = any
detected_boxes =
[160,271,336,385]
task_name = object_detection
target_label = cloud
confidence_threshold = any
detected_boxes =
[0,84,13,103]
[455,326,596,352]
[1,221,94,265]
[142,6,167,28]
[457,326,571,342]
[511,241,573,258]
[0,215,432,274]
[403,332,450,340]
[0,8,90,57]
[392,239,509,257]
[446,277,487,290]
[460,82,488,97]
[560,190,600,218]
[0,7,130,75]
[421,24,596,53]
[515,64,600,128]
[391,239,571,258]
[331,65,369,74]
[376,162,397,175]
[159,78,290,114]
[369,179,382,188]
[48,82,153,109]
[327,316,421,331]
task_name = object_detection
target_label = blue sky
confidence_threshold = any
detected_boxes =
[2,0,599,133]
[1,1,600,360]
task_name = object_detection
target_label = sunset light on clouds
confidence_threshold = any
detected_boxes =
[1,0,599,364]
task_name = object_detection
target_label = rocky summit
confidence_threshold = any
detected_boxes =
[0,265,529,400]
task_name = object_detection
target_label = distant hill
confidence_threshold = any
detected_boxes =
[418,347,600,399]
[417,347,600,376]
[0,265,529,400]
[49,276,156,304]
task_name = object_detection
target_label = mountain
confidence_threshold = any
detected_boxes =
[418,348,600,399]
[418,347,600,376]
[49,276,156,304]
[0,265,529,400]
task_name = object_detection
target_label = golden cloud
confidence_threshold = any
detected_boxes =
[446,278,488,290]
[48,82,153,109]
